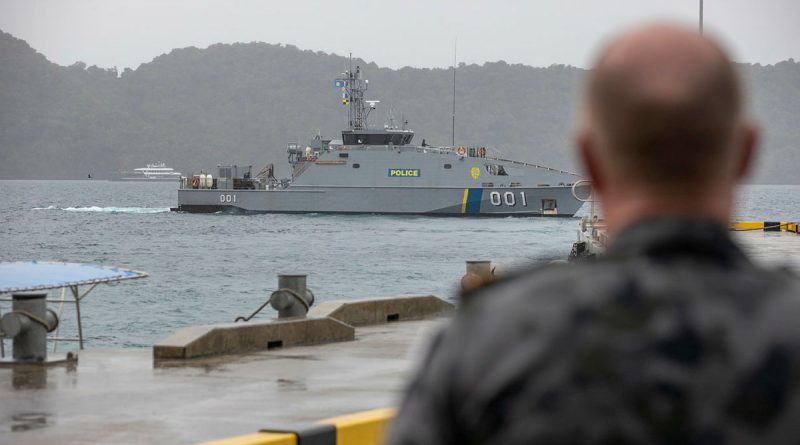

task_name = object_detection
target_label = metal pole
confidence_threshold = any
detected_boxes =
[699,0,704,35]
[452,39,457,146]
[348,53,353,130]
[70,286,84,350]
[0,308,4,358]
[53,287,66,352]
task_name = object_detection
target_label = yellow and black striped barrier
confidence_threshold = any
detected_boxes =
[199,407,396,445]
[730,221,800,233]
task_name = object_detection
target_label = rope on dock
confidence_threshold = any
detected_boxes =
[234,288,309,322]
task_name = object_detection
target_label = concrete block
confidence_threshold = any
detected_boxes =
[153,317,354,360]
[307,295,454,327]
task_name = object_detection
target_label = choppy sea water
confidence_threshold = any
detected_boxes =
[1,180,799,348]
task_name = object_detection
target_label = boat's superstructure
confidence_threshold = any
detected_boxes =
[177,65,583,216]
[114,162,182,182]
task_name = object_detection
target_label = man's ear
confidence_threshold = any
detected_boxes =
[577,128,605,195]
[735,122,759,181]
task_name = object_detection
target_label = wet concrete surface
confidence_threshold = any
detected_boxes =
[734,230,800,271]
[0,319,446,445]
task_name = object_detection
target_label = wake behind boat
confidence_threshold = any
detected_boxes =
[113,162,182,182]
[176,65,583,216]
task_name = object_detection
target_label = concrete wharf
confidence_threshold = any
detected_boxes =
[0,319,445,445]
[734,229,800,271]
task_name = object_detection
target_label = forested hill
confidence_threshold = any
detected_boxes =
[1,30,798,182]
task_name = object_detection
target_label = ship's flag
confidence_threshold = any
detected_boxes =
[334,79,346,88]
[342,99,350,106]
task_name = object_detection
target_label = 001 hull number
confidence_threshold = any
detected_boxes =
[489,191,527,207]
[219,194,237,203]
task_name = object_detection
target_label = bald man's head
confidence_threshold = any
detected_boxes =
[582,23,749,195]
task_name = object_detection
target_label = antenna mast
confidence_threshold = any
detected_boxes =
[337,53,370,131]
[452,40,457,147]
[699,0,704,35]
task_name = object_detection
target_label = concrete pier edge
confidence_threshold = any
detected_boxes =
[307,295,455,326]
[153,295,455,361]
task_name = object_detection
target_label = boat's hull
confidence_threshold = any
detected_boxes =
[176,186,582,216]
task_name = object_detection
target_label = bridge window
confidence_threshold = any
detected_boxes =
[485,164,508,176]
[339,153,349,158]
[352,163,360,169]
[443,164,452,169]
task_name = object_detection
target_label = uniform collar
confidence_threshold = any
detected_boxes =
[605,217,748,265]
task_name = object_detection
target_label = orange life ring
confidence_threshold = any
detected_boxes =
[457,146,466,156]
[191,176,199,189]
[478,147,486,158]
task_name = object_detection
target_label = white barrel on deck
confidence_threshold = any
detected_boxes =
[205,174,213,188]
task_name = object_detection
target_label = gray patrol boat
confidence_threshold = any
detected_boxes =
[176,65,583,216]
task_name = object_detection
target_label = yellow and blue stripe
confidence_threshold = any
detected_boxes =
[460,188,483,214]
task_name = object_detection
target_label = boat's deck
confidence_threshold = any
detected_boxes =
[0,319,446,445]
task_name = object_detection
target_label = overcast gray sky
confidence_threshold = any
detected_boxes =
[1,0,798,70]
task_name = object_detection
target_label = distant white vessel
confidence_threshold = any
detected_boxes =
[113,162,182,182]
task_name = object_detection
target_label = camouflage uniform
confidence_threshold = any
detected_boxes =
[388,219,800,444]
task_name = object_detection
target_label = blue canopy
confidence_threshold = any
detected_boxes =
[0,261,147,293]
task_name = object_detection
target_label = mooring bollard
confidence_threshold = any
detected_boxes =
[0,293,58,362]
[270,274,315,318]
[461,260,493,291]
[460,260,495,295]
